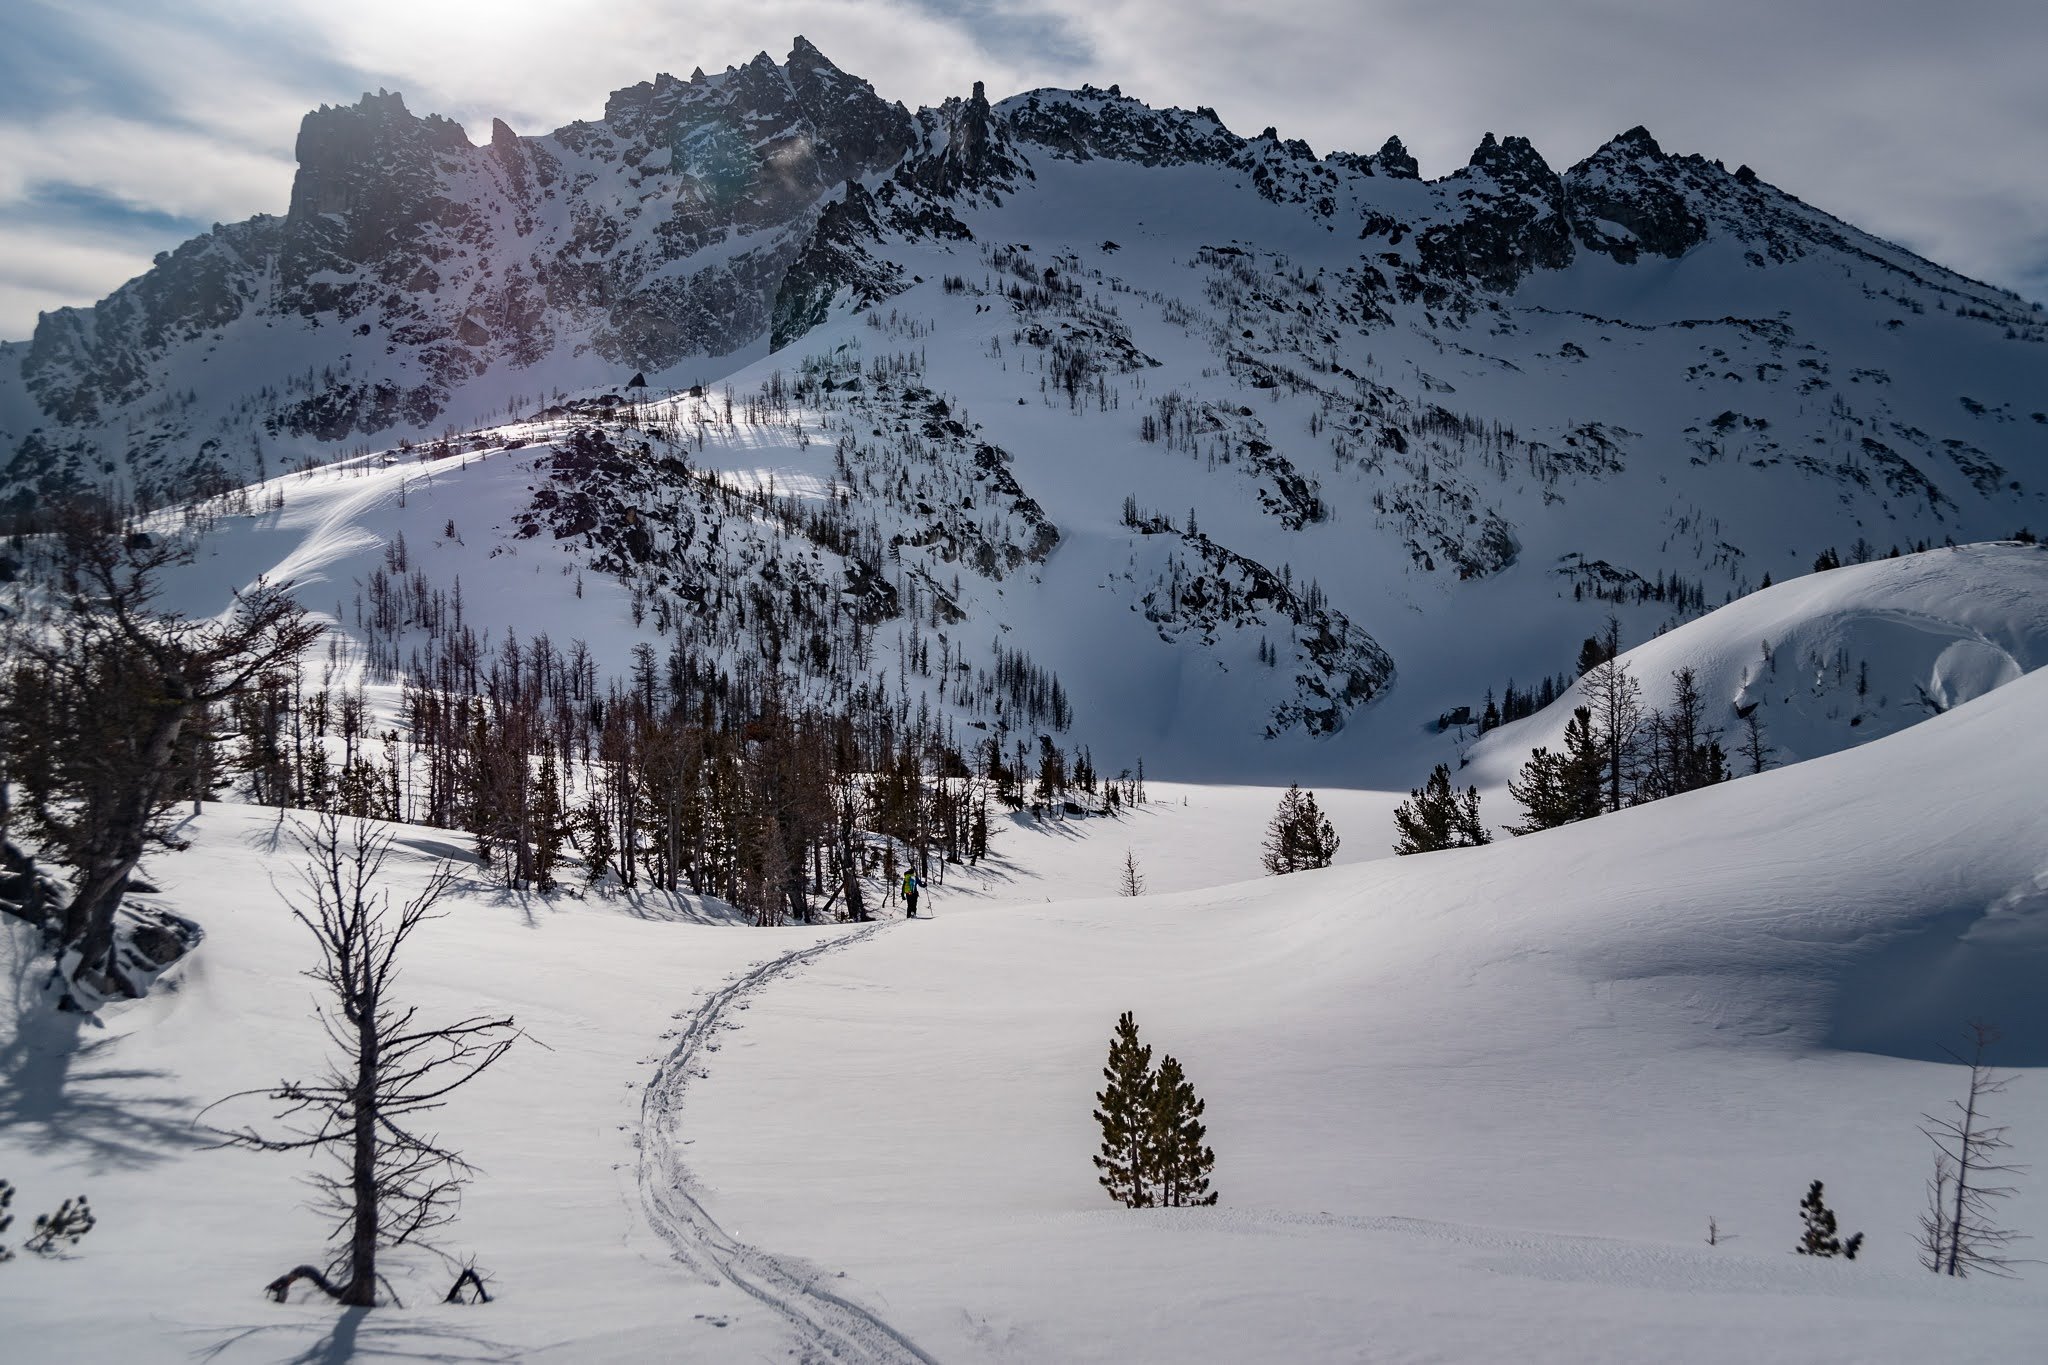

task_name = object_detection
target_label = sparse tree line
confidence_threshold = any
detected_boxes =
[1079,1013,2029,1281]
[0,503,1144,993]
[1391,617,1770,856]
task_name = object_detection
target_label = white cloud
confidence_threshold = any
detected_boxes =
[0,224,161,332]
[0,116,295,224]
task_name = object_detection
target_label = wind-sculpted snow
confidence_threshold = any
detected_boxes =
[1466,541,2048,780]
[672,663,2048,1362]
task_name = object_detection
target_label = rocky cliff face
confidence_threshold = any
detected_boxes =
[2,39,2042,512]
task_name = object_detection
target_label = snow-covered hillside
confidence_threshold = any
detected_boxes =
[1466,540,2048,783]
[3,587,2045,1362]
[3,40,2043,781]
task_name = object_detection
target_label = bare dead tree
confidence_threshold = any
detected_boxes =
[1738,707,1771,776]
[1118,849,1145,897]
[1582,617,1646,812]
[207,814,516,1306]
[1,510,321,1002]
[1919,1020,2030,1277]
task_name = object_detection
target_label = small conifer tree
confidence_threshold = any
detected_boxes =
[1508,708,1607,834]
[1150,1055,1219,1207]
[1093,1012,1156,1207]
[531,746,564,891]
[1795,1180,1863,1259]
[580,802,614,884]
[1393,764,1491,854]
[1261,785,1340,874]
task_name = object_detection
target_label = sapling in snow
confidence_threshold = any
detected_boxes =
[1795,1180,1863,1260]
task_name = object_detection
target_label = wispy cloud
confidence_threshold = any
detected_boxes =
[1,0,2042,338]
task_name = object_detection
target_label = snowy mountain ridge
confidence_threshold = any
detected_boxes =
[3,37,2045,775]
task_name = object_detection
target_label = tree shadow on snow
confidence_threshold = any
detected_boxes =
[0,928,207,1168]
[192,1308,518,1364]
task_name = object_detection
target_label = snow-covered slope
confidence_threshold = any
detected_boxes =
[1466,540,2048,782]
[4,603,2046,1361]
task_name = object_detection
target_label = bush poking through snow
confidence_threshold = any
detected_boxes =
[0,1183,96,1260]
[1795,1181,1863,1260]
[24,1196,95,1255]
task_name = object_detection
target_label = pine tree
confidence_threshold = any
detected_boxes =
[1507,706,1602,835]
[1582,633,1646,812]
[1739,708,1771,776]
[1118,850,1146,897]
[1393,765,1491,854]
[579,801,614,884]
[1293,788,1340,869]
[1261,784,1339,874]
[1795,1180,1863,1260]
[1261,785,1308,874]
[1149,1054,1218,1207]
[1093,1012,1156,1207]
[531,745,564,892]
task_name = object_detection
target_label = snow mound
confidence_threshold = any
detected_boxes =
[1468,541,2048,779]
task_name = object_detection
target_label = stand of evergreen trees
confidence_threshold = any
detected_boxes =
[1092,1012,1218,1209]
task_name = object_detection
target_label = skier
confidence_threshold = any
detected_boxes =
[901,869,922,918]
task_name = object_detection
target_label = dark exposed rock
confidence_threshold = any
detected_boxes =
[1564,126,1709,263]
[1414,133,1576,293]
[901,80,1022,201]
[771,179,907,351]
[1373,135,1420,180]
[999,85,1243,166]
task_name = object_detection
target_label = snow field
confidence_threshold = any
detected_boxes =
[681,663,2048,1362]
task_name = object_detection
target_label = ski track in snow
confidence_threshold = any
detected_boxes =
[636,923,940,1365]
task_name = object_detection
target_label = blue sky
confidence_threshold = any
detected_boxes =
[3,0,2044,338]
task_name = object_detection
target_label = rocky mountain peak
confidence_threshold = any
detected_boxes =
[999,84,1244,167]
[9,38,2042,511]
[1462,132,1560,193]
[1564,125,1708,263]
[288,90,468,222]
[1605,124,1665,159]
[903,77,1020,201]
[1372,135,1420,179]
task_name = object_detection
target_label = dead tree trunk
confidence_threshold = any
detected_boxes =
[206,814,515,1306]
